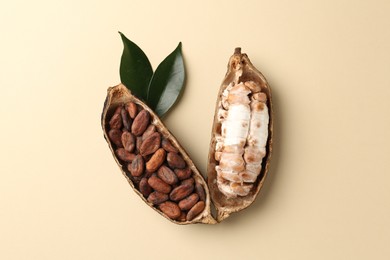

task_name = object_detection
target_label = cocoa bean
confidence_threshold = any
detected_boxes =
[142,124,156,140]
[159,201,181,220]
[128,155,144,177]
[174,168,192,180]
[186,201,205,221]
[169,184,194,201]
[109,112,122,129]
[139,177,152,197]
[121,107,132,131]
[136,137,143,152]
[181,178,194,187]
[146,148,166,172]
[178,193,199,211]
[178,211,187,222]
[148,174,171,194]
[157,165,178,185]
[162,138,178,153]
[121,131,135,152]
[131,110,150,136]
[167,152,186,169]
[126,101,138,119]
[116,148,136,162]
[140,132,161,156]
[147,191,168,205]
[195,183,206,201]
[108,129,123,147]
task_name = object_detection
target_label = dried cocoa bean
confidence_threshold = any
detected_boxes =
[195,183,206,201]
[147,191,168,205]
[162,138,178,153]
[181,178,194,187]
[126,101,138,119]
[159,201,181,220]
[131,110,150,136]
[140,132,161,156]
[139,177,152,197]
[121,107,132,131]
[186,201,205,221]
[167,152,186,169]
[142,124,156,140]
[174,168,192,180]
[121,131,135,152]
[146,148,166,172]
[116,148,135,162]
[109,112,122,129]
[178,193,199,211]
[136,137,142,152]
[170,184,194,201]
[108,129,123,147]
[148,174,172,194]
[128,155,144,177]
[157,165,178,185]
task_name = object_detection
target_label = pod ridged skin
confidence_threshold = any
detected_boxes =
[102,84,216,225]
[207,48,273,222]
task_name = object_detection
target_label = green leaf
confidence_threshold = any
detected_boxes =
[147,42,185,117]
[119,32,153,101]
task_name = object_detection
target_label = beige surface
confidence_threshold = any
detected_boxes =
[1,0,390,259]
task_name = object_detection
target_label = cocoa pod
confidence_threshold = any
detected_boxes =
[121,107,132,131]
[131,110,150,136]
[148,174,171,194]
[147,191,168,205]
[121,131,135,152]
[170,184,194,201]
[128,155,144,177]
[187,201,205,221]
[167,152,186,169]
[162,138,178,153]
[139,177,152,197]
[115,148,135,162]
[178,193,199,211]
[174,168,192,180]
[146,148,166,173]
[108,129,123,147]
[159,201,181,220]
[157,165,178,185]
[140,132,161,156]
[126,101,138,119]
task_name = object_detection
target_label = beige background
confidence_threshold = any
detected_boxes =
[1,0,390,259]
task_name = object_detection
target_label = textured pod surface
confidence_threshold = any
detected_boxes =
[207,48,273,222]
[102,84,216,225]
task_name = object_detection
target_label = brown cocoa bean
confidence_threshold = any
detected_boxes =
[121,107,132,131]
[159,201,181,220]
[109,112,122,129]
[181,178,194,187]
[186,201,205,221]
[128,155,144,177]
[140,132,161,156]
[142,124,156,140]
[131,110,150,136]
[195,183,206,201]
[126,101,138,119]
[148,174,171,194]
[136,137,143,152]
[167,152,186,169]
[169,184,194,201]
[178,193,199,211]
[121,131,135,152]
[116,148,136,162]
[146,148,166,172]
[139,177,152,197]
[108,129,123,147]
[147,191,168,205]
[174,168,192,180]
[162,138,178,153]
[157,165,178,185]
